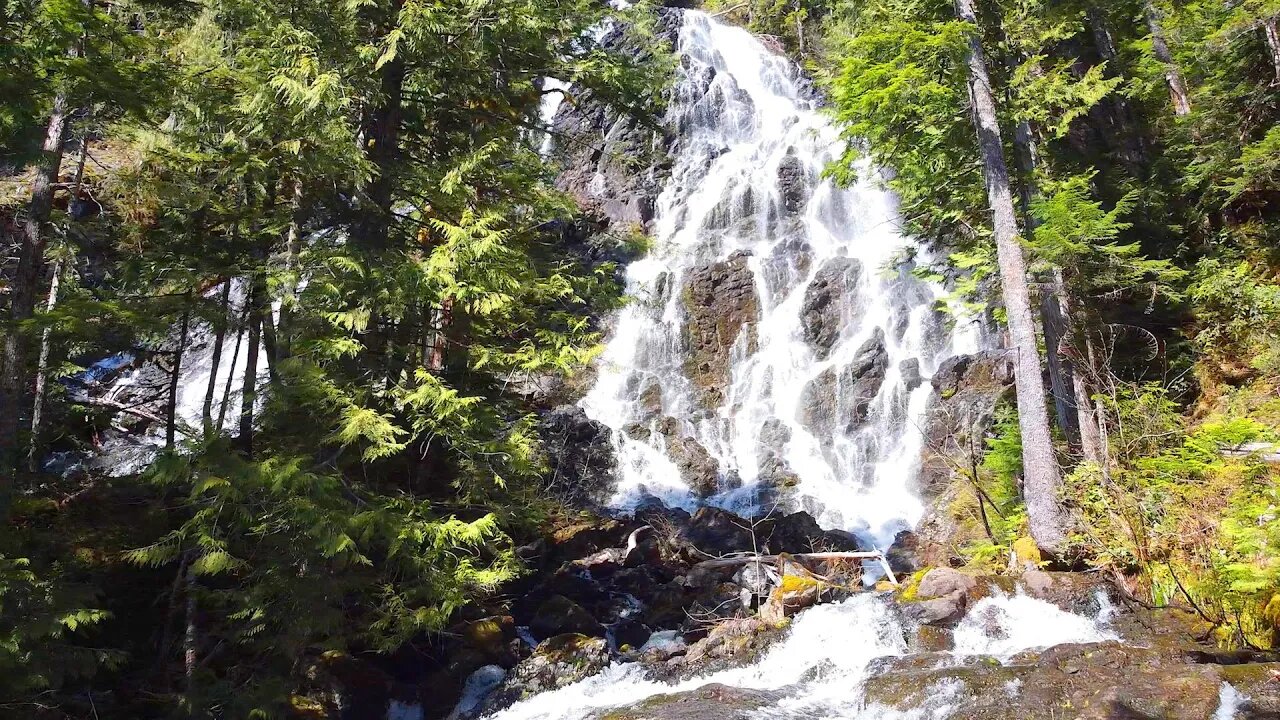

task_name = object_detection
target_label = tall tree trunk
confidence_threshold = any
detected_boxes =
[239,280,262,459]
[955,0,1068,554]
[202,282,233,436]
[1010,117,1083,451]
[278,182,304,360]
[216,296,249,433]
[0,94,70,516]
[1264,16,1280,85]
[28,260,62,472]
[1144,1,1192,116]
[184,563,198,695]
[1085,6,1149,171]
[166,297,192,449]
[353,53,406,249]
[30,137,91,469]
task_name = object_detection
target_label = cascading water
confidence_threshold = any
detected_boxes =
[480,9,1117,720]
[579,10,979,549]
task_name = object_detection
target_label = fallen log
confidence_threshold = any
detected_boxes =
[691,550,900,587]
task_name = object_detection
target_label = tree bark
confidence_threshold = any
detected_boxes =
[1010,116,1083,451]
[216,295,248,433]
[353,53,406,249]
[202,282,233,436]
[0,93,70,516]
[166,297,192,449]
[27,260,62,472]
[238,280,262,459]
[1265,16,1280,85]
[1144,1,1192,115]
[955,0,1069,555]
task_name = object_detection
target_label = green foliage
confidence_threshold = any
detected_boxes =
[0,555,119,701]
[1189,259,1280,372]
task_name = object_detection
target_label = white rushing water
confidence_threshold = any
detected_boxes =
[486,590,1117,720]
[578,9,979,549]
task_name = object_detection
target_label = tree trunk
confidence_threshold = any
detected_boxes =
[239,280,262,459]
[27,260,62,472]
[955,0,1069,555]
[1265,16,1280,85]
[1144,1,1191,115]
[353,54,406,249]
[167,297,192,449]
[278,182,304,360]
[216,295,249,433]
[1010,116,1083,451]
[184,563,198,694]
[202,282,233,436]
[0,93,70,516]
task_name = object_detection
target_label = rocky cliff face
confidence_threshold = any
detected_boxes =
[682,251,760,409]
[549,10,683,232]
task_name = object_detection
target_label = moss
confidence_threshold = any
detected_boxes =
[1012,536,1042,567]
[897,568,931,602]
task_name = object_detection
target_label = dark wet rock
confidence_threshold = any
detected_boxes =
[776,152,810,213]
[798,329,888,436]
[593,683,782,720]
[529,595,607,642]
[484,634,611,713]
[683,251,760,408]
[800,257,863,357]
[576,547,625,578]
[539,405,618,507]
[613,618,653,651]
[666,434,722,498]
[884,529,922,575]
[623,525,661,569]
[900,358,923,391]
[681,506,755,558]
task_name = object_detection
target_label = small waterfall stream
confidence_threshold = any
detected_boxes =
[579,11,978,548]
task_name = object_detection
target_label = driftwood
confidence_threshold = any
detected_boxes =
[691,550,900,587]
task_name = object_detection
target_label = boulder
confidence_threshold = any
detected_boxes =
[613,618,653,651]
[528,595,606,641]
[903,568,978,627]
[482,634,611,713]
[590,684,781,720]
[657,617,788,681]
[665,434,722,498]
[800,257,862,357]
[776,152,810,213]
[539,405,617,507]
[683,252,760,408]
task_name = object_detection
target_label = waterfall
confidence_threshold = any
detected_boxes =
[579,10,978,548]
[477,11,1123,720]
